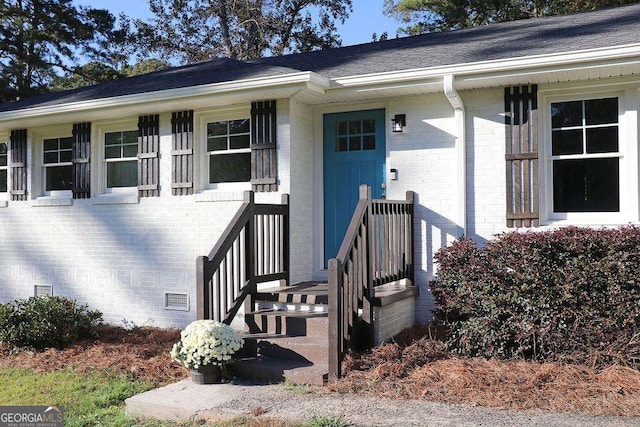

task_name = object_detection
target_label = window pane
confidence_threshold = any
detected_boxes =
[551,101,582,128]
[105,132,122,146]
[59,149,73,163]
[0,143,6,167]
[105,146,121,159]
[59,137,74,150]
[552,129,582,155]
[229,134,250,150]
[209,153,251,183]
[107,160,138,188]
[336,137,347,152]
[44,139,59,151]
[207,122,228,137]
[46,165,73,191]
[349,136,361,151]
[553,158,619,212]
[0,170,6,192]
[363,119,375,134]
[123,131,138,144]
[349,120,361,135]
[363,135,376,150]
[122,143,138,158]
[229,119,250,134]
[336,121,348,135]
[586,127,618,153]
[207,137,227,152]
[585,98,617,125]
[44,152,59,164]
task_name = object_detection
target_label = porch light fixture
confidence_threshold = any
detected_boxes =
[391,114,406,132]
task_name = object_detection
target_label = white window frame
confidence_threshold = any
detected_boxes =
[95,119,139,195]
[42,135,74,196]
[197,107,252,192]
[540,87,638,225]
[31,126,74,200]
[0,133,8,199]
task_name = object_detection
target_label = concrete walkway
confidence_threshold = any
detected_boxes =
[125,380,640,426]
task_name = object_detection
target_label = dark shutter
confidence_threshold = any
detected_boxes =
[137,114,160,197]
[171,110,194,195]
[251,100,277,192]
[72,122,91,199]
[10,129,27,201]
[505,85,539,228]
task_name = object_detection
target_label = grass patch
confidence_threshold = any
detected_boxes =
[0,367,154,427]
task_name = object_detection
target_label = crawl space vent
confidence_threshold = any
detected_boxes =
[164,292,189,311]
[34,285,53,297]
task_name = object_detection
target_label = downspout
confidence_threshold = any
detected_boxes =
[443,74,467,237]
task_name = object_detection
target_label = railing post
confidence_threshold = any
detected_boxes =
[359,184,371,200]
[328,257,342,379]
[406,191,415,285]
[196,255,209,320]
[281,193,290,287]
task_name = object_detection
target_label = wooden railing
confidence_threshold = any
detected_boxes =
[328,185,414,378]
[197,191,289,324]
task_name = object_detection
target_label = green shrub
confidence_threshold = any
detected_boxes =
[432,226,640,368]
[0,296,103,350]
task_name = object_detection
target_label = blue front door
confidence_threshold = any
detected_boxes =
[323,109,386,267]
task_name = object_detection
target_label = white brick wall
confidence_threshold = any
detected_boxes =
[0,100,315,328]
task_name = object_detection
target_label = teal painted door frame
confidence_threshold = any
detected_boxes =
[323,109,386,267]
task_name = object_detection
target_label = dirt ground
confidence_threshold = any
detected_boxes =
[3,325,640,424]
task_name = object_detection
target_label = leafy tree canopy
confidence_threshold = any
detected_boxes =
[0,0,129,103]
[131,0,353,63]
[384,0,640,34]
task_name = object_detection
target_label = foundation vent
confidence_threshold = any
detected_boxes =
[34,285,53,297]
[164,292,189,311]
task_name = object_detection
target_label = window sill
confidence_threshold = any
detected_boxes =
[195,191,246,203]
[541,214,630,227]
[29,197,73,207]
[0,200,7,208]
[92,193,140,205]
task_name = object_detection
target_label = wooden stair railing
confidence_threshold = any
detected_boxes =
[197,191,290,324]
[328,185,415,379]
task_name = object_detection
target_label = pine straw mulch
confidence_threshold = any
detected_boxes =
[0,325,188,387]
[328,326,640,417]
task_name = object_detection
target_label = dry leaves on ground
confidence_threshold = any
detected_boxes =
[330,326,640,417]
[0,325,188,387]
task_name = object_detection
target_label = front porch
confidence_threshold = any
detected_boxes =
[196,185,419,384]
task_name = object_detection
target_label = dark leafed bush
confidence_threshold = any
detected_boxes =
[432,226,640,368]
[0,296,103,350]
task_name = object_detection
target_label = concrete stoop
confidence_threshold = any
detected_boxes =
[231,357,328,385]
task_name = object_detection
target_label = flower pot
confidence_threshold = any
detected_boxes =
[190,364,222,384]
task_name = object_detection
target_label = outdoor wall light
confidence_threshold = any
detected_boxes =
[391,114,406,132]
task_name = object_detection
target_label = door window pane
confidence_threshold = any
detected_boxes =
[335,118,377,152]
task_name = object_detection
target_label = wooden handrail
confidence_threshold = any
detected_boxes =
[329,185,415,379]
[197,191,290,324]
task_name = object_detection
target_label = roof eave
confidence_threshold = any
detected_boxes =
[0,71,329,126]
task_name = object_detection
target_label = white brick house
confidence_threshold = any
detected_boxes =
[1,5,640,329]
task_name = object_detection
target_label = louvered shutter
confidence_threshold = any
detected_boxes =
[10,129,27,201]
[505,85,539,227]
[72,122,91,199]
[137,114,160,197]
[250,100,277,192]
[171,111,194,195]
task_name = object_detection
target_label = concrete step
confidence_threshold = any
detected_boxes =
[230,357,327,385]
[255,301,328,313]
[256,282,328,305]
